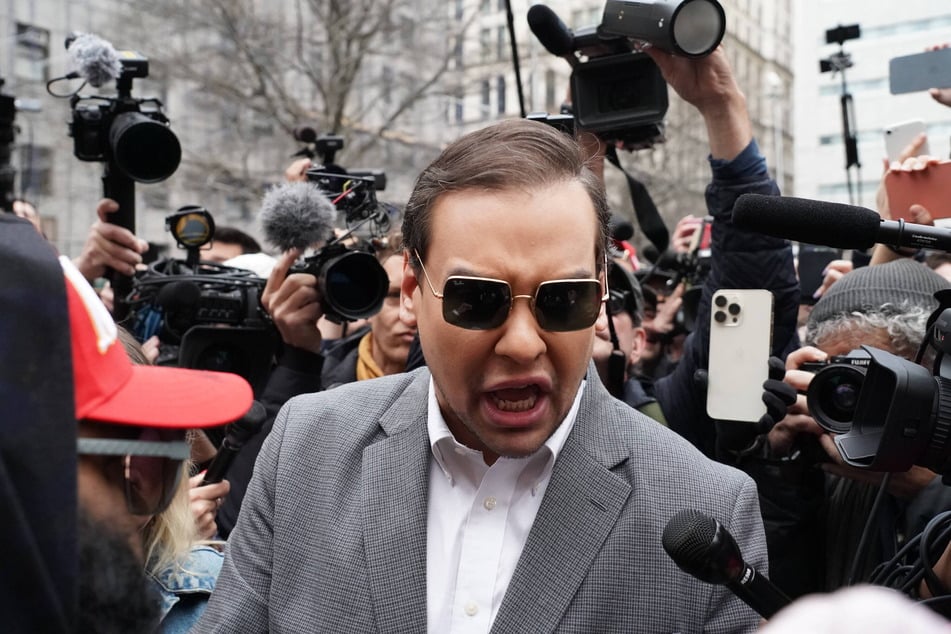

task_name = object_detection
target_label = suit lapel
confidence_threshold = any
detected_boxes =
[362,372,431,633]
[491,372,633,634]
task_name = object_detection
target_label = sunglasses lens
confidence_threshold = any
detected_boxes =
[442,277,511,330]
[534,280,603,331]
[123,428,185,516]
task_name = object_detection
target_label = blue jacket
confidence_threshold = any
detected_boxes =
[654,140,800,456]
[151,546,223,633]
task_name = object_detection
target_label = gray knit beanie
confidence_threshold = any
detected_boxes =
[808,259,950,326]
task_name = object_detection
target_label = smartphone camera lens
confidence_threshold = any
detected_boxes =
[714,310,726,323]
[728,302,741,316]
[715,295,727,308]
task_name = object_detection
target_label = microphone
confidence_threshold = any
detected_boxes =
[527,4,578,65]
[201,401,267,485]
[733,193,951,252]
[155,280,201,312]
[259,181,337,252]
[663,509,791,620]
[65,32,122,88]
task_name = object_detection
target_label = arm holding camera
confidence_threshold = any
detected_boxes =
[647,47,799,454]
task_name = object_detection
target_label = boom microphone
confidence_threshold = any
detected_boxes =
[527,4,577,61]
[65,32,122,88]
[663,509,791,620]
[259,181,337,252]
[733,193,951,252]
[201,400,267,486]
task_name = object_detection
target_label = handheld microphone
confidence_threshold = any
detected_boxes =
[259,181,338,252]
[733,193,951,252]
[527,4,578,67]
[663,509,791,620]
[201,401,267,485]
[65,32,122,88]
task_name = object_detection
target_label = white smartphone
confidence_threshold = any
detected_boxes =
[706,289,774,423]
[884,120,930,162]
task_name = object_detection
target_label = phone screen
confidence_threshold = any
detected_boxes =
[798,245,842,305]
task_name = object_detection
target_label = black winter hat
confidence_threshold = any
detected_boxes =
[808,259,950,326]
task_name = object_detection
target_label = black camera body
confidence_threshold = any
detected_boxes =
[130,209,278,392]
[569,26,669,149]
[69,52,181,184]
[285,135,393,324]
[293,241,389,324]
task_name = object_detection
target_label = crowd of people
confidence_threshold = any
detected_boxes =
[5,29,951,634]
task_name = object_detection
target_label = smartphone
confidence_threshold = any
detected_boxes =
[890,48,951,95]
[884,120,930,162]
[884,161,951,222]
[798,245,842,305]
[706,289,774,423]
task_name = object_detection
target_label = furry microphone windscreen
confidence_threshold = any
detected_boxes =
[259,181,338,252]
[67,33,122,88]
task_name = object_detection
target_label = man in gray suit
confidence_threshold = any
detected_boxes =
[199,48,768,633]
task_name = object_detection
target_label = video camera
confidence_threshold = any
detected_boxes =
[281,128,391,323]
[805,290,951,475]
[128,207,277,392]
[528,1,725,150]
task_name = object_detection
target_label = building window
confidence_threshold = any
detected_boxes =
[382,66,394,105]
[15,24,50,83]
[497,26,507,61]
[480,28,492,62]
[497,75,506,115]
[481,80,491,120]
[18,144,53,196]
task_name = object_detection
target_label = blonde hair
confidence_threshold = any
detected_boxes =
[142,461,200,575]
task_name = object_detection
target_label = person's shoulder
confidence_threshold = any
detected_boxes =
[603,397,752,488]
[277,368,429,445]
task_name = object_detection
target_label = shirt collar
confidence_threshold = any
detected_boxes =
[426,376,584,483]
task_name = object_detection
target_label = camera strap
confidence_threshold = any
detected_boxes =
[604,145,670,253]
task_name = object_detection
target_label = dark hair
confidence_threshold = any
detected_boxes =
[402,119,610,271]
[213,226,261,254]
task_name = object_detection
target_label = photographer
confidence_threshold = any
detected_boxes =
[216,225,412,537]
[758,259,951,593]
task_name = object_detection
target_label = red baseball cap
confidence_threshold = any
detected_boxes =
[61,256,253,428]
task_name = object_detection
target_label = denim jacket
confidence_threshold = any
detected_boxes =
[150,546,223,633]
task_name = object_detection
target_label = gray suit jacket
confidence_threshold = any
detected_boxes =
[197,367,767,633]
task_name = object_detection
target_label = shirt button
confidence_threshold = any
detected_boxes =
[465,601,479,616]
[483,496,497,511]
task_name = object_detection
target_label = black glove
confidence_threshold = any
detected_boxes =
[757,356,797,435]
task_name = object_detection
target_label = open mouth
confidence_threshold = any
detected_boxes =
[489,385,540,413]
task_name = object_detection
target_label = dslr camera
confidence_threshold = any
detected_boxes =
[289,131,391,323]
[68,47,181,185]
[804,294,951,475]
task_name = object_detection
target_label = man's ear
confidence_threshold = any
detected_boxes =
[400,252,419,328]
[630,325,648,367]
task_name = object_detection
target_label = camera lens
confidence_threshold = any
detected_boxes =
[319,250,389,321]
[807,365,867,434]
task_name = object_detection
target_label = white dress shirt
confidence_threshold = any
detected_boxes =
[426,378,584,634]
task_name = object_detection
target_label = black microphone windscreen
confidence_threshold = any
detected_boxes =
[610,216,635,242]
[733,194,882,250]
[155,280,201,311]
[66,32,122,88]
[663,509,719,573]
[227,400,267,444]
[259,181,337,252]
[527,4,575,57]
